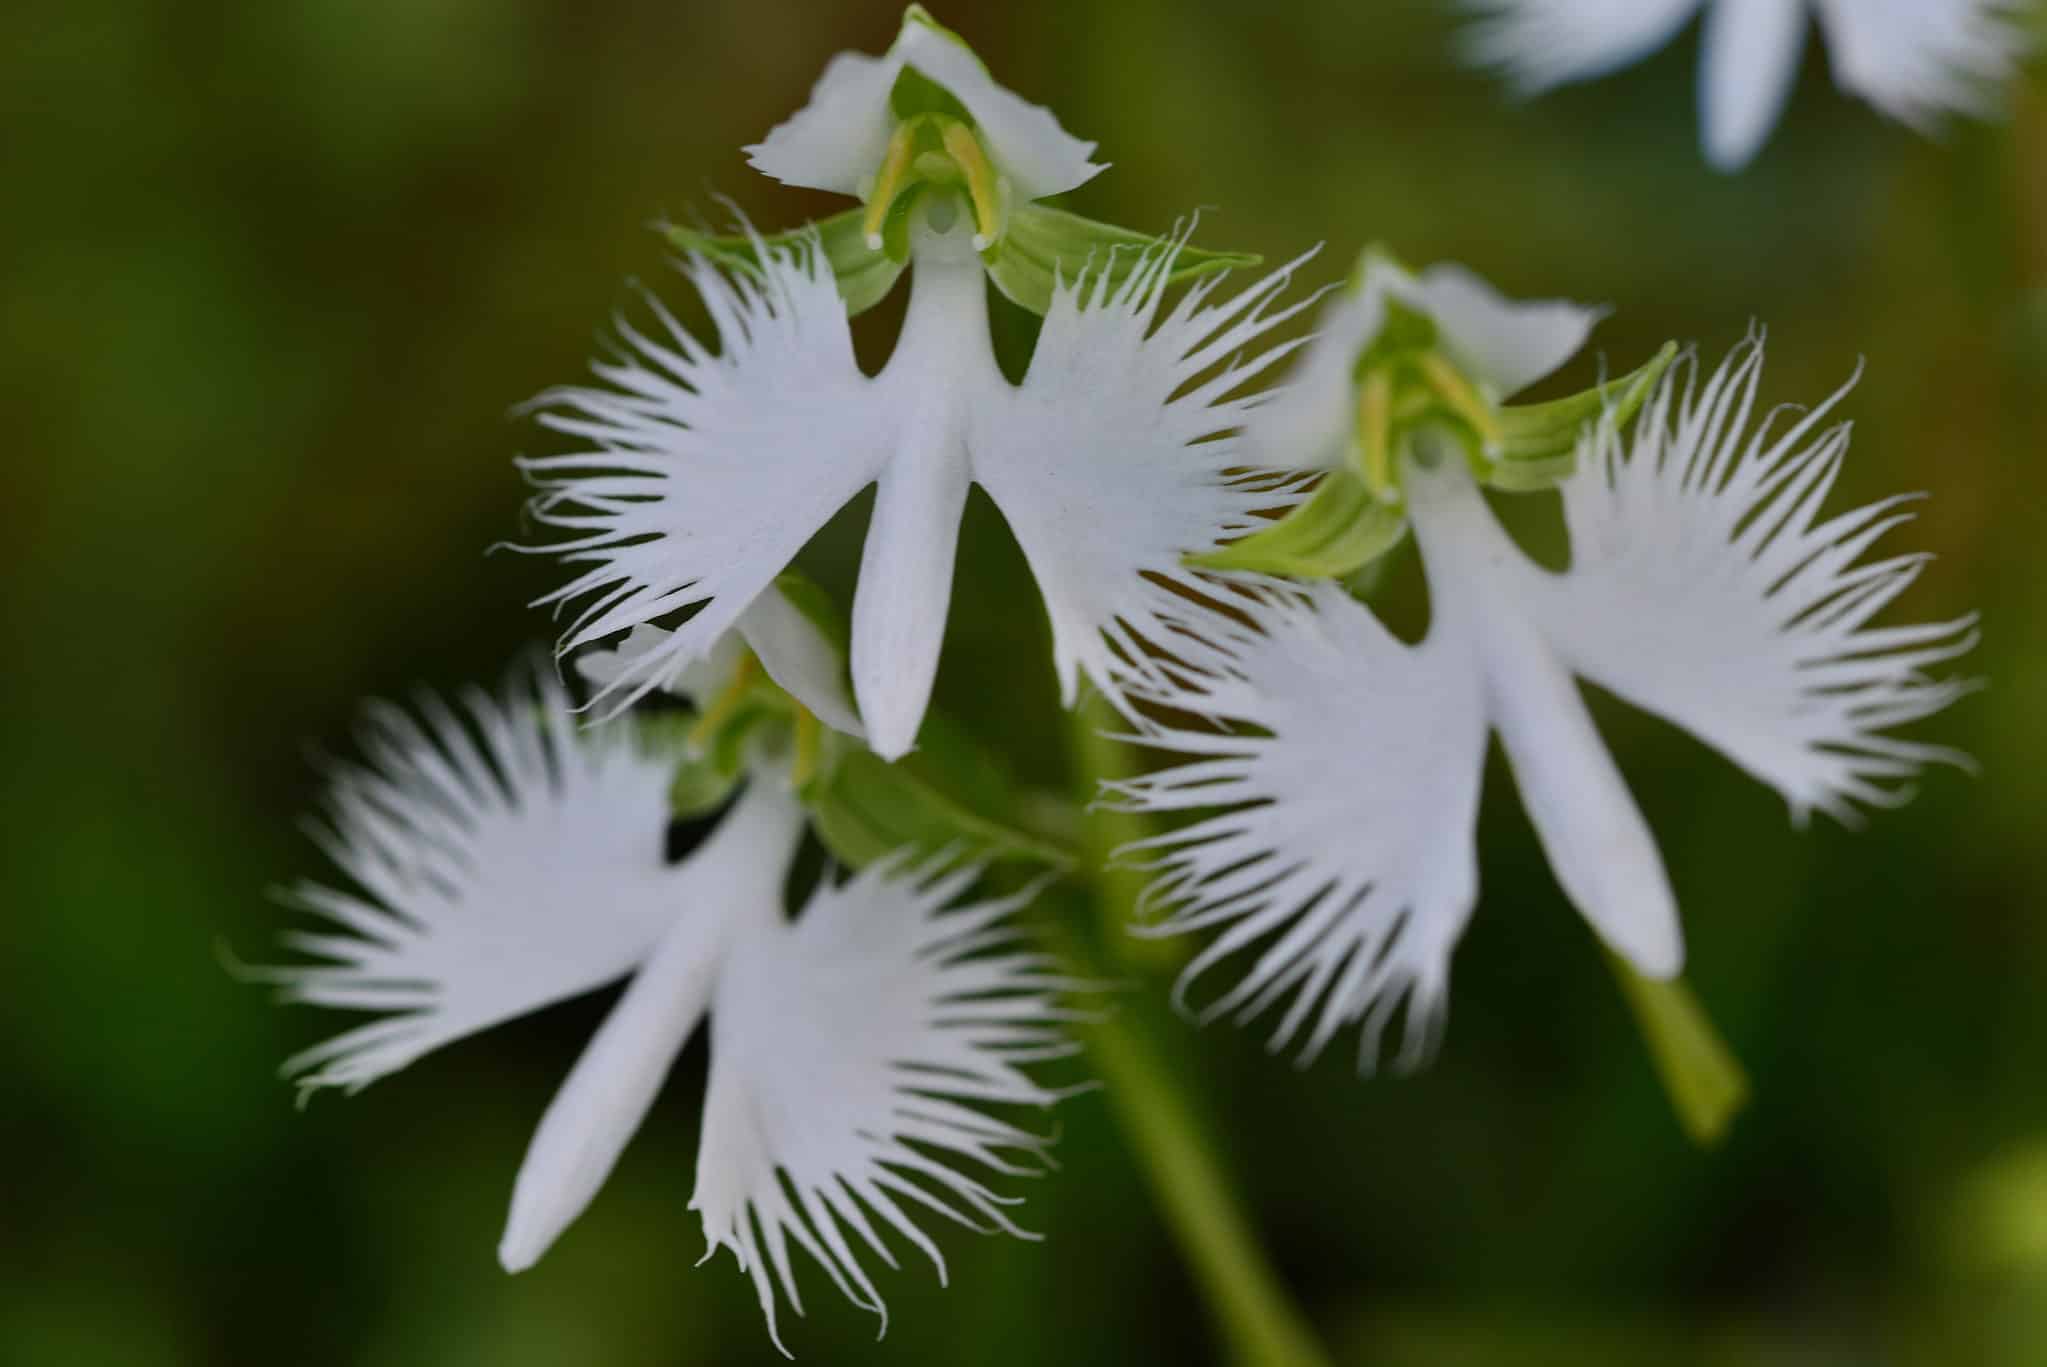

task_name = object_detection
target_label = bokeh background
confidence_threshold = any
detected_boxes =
[8,1,2047,1362]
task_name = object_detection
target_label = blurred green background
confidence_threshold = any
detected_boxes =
[7,0,2047,1362]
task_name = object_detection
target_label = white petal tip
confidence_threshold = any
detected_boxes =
[1703,140,1757,174]
[1617,937,1684,982]
[866,729,916,763]
[496,1233,540,1275]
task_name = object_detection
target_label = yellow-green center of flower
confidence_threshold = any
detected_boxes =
[1348,299,1510,502]
[861,113,1005,254]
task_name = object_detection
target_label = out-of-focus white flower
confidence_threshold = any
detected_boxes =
[1112,339,1975,1068]
[1459,0,2031,170]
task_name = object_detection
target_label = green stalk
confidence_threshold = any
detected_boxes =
[1064,692,1332,1367]
[1080,1013,1332,1366]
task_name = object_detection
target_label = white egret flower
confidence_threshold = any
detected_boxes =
[527,225,1311,761]
[1112,338,1975,1069]
[1458,0,2030,170]
[265,664,1076,1352]
[527,8,1309,759]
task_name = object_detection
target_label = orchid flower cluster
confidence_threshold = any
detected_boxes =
[261,6,1980,1355]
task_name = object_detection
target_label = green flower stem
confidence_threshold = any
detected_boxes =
[1078,1012,1333,1367]
[1065,692,1332,1367]
[1607,952,1750,1146]
[1067,689,1187,975]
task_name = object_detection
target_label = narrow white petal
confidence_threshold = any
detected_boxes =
[1699,0,1810,171]
[1407,455,1683,978]
[1542,338,1976,826]
[745,49,903,196]
[524,233,891,713]
[849,245,995,759]
[1109,582,1489,1071]
[852,431,970,759]
[1813,0,2028,132]
[266,662,682,1093]
[1457,0,1704,94]
[1407,263,1606,399]
[973,239,1322,705]
[693,858,1074,1351]
[737,587,866,739]
[500,780,808,1272]
[893,22,1104,200]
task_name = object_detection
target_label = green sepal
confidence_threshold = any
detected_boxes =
[662,209,906,316]
[1353,297,1438,377]
[890,62,972,124]
[1609,952,1750,1147]
[1186,468,1409,579]
[629,713,745,818]
[1488,341,1678,491]
[770,568,851,655]
[988,204,1260,317]
[900,4,975,57]
[801,711,1074,871]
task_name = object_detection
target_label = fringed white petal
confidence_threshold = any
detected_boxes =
[1814,0,2029,132]
[743,19,1103,203]
[523,233,888,715]
[1543,336,1978,826]
[499,780,808,1273]
[1457,0,1704,95]
[1699,0,1810,170]
[1107,583,1488,1072]
[692,857,1077,1354]
[269,662,679,1093]
[972,239,1322,706]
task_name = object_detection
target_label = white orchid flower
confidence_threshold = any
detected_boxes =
[265,664,1076,1352]
[1111,338,1975,1070]
[526,224,1312,761]
[1458,0,2031,170]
